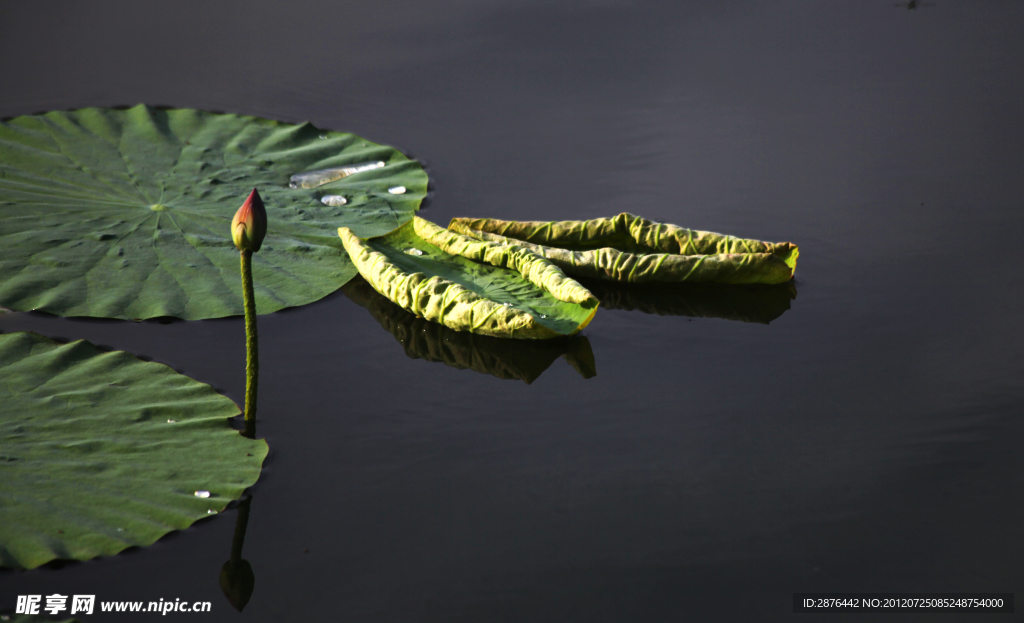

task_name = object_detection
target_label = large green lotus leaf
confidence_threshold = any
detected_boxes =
[0,105,427,320]
[449,213,798,285]
[339,218,599,339]
[342,277,596,382]
[0,332,268,570]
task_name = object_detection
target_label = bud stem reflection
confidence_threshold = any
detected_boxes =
[220,495,255,612]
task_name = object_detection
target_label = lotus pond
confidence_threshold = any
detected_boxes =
[2,1,1024,621]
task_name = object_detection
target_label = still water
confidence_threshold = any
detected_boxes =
[2,1,1023,621]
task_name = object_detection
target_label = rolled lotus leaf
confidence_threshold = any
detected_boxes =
[338,218,598,340]
[448,213,798,285]
[342,277,596,383]
[411,218,597,307]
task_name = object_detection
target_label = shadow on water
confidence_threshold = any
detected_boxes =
[220,495,255,612]
[342,277,597,384]
[580,279,798,324]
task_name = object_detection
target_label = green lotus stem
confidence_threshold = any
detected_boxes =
[230,188,267,425]
[240,250,258,422]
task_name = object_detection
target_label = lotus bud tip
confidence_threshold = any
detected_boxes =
[231,188,268,253]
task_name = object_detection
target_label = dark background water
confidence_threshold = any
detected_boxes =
[2,1,1024,621]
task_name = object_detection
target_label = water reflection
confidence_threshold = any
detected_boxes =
[342,278,597,384]
[895,0,935,9]
[219,495,255,612]
[581,279,797,324]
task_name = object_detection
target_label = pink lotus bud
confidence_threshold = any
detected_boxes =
[231,189,268,253]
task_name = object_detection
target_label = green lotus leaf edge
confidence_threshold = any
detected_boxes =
[0,331,267,570]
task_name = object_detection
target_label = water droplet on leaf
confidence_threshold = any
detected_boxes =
[388,186,406,195]
[289,161,386,189]
[405,248,424,256]
[195,490,211,498]
[320,195,347,206]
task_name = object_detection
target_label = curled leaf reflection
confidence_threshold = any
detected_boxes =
[582,279,797,324]
[343,278,596,383]
[220,496,254,612]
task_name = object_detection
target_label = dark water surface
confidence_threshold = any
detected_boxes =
[2,1,1024,621]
